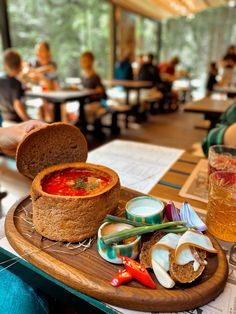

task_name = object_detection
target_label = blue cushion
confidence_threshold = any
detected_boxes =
[0,267,48,314]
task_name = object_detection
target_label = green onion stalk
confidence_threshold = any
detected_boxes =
[101,221,187,245]
[104,215,150,227]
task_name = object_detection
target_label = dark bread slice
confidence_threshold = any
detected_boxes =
[169,248,206,283]
[16,122,88,179]
[140,232,164,268]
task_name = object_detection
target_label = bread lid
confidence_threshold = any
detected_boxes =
[16,122,88,179]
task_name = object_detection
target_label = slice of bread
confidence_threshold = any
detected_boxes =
[140,232,164,268]
[169,248,206,283]
[16,122,88,179]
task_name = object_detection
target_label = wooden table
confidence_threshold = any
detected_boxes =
[214,85,236,95]
[184,97,234,129]
[103,80,153,106]
[26,89,99,127]
[0,152,206,314]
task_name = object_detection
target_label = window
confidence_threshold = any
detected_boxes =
[135,16,158,58]
[161,6,236,79]
[116,8,159,62]
[8,0,111,80]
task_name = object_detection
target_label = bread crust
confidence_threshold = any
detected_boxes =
[169,249,205,283]
[140,232,164,268]
[31,162,120,242]
[16,122,88,179]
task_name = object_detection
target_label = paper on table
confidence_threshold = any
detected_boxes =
[88,140,184,193]
[179,159,208,203]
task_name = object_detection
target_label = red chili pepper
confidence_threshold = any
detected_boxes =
[111,269,133,287]
[120,256,156,289]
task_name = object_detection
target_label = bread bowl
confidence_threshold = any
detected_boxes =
[17,123,121,242]
[31,162,120,242]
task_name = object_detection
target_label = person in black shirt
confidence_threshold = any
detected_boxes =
[206,62,218,96]
[80,51,106,98]
[138,53,161,85]
[0,49,30,127]
[79,51,107,133]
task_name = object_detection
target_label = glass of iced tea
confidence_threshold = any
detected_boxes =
[208,145,236,176]
[206,171,236,242]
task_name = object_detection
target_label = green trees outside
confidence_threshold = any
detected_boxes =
[161,6,236,78]
[3,1,236,81]
[8,0,111,80]
[7,0,158,80]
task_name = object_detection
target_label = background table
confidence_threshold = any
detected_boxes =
[214,85,236,95]
[184,97,234,129]
[26,89,99,127]
[103,80,153,106]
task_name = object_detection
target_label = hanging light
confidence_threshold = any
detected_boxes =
[228,0,236,8]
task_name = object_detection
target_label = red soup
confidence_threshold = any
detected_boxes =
[41,168,111,196]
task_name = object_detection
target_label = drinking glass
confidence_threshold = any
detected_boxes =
[206,171,236,242]
[208,145,236,176]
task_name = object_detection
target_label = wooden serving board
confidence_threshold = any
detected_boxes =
[5,188,228,312]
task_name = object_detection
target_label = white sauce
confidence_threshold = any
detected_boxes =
[130,206,162,217]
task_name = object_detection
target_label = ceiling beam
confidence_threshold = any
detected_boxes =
[151,0,180,16]
[108,0,164,20]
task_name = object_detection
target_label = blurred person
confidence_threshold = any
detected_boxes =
[132,53,144,79]
[206,62,218,96]
[28,41,59,122]
[137,54,163,120]
[159,56,180,81]
[202,101,236,155]
[138,53,161,84]
[80,51,106,97]
[79,51,107,136]
[30,41,58,87]
[222,45,236,68]
[0,49,30,127]
[217,46,236,88]
[115,54,133,80]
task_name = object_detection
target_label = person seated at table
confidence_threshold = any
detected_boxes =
[132,54,144,79]
[29,41,58,88]
[138,53,161,84]
[80,51,106,98]
[80,51,107,134]
[115,53,133,81]
[28,41,59,122]
[206,62,218,96]
[158,56,180,82]
[0,49,30,128]
[202,101,236,156]
[221,45,236,69]
[0,120,49,314]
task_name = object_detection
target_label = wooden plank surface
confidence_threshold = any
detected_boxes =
[184,97,234,114]
[150,152,207,210]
